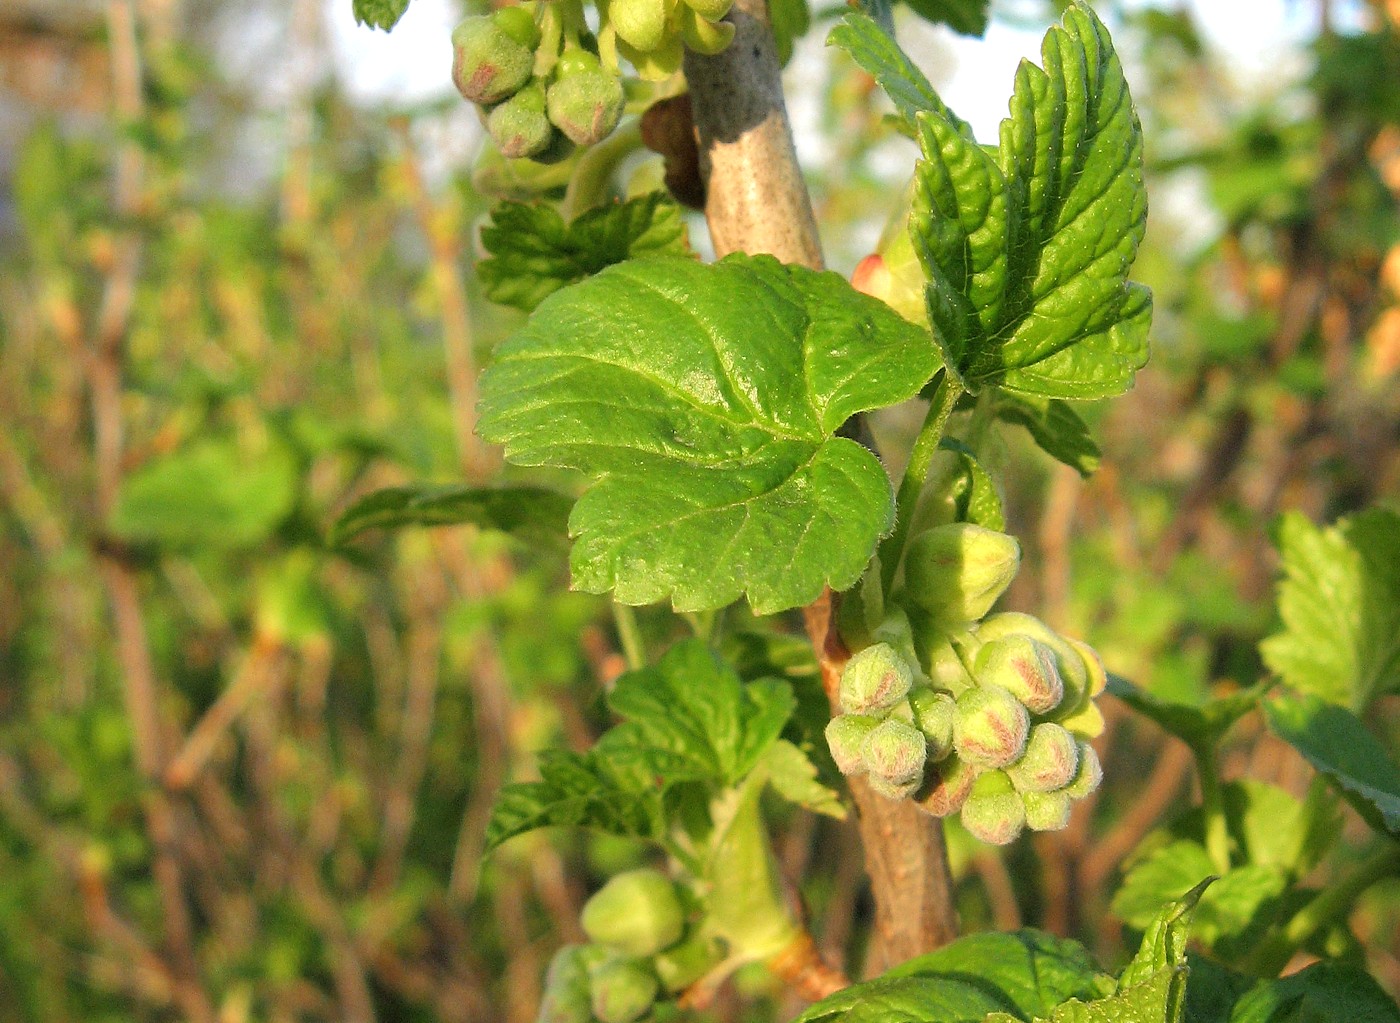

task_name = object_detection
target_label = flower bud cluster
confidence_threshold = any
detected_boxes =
[544,868,719,1022]
[825,525,1108,846]
[453,0,738,163]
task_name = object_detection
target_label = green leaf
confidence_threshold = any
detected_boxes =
[485,748,665,852]
[911,2,1150,399]
[478,194,691,313]
[352,0,411,31]
[994,394,1101,476]
[1106,675,1264,750]
[110,439,296,549]
[827,13,974,139]
[329,484,571,547]
[606,640,795,787]
[770,0,812,65]
[901,0,989,36]
[795,930,1111,1023]
[1263,694,1400,838]
[764,739,846,819]
[939,438,1004,530]
[478,254,939,613]
[1259,508,1400,709]
[1227,962,1400,1023]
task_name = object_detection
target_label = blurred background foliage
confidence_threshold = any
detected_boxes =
[0,0,1398,1021]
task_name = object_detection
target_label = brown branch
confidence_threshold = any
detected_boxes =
[686,0,957,971]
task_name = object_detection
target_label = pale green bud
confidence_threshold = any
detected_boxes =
[486,80,554,159]
[974,634,1064,715]
[1022,790,1073,832]
[865,773,922,801]
[680,0,733,20]
[960,771,1026,845]
[580,868,684,957]
[608,0,668,52]
[538,945,604,1023]
[1061,741,1103,800]
[904,523,1020,625]
[452,15,535,106]
[824,714,879,776]
[653,932,721,993]
[908,687,957,761]
[589,957,658,1023]
[839,642,914,715]
[547,54,625,146]
[953,685,1029,769]
[861,718,927,787]
[679,4,734,54]
[914,754,981,818]
[1005,723,1079,793]
[976,613,1091,712]
[924,635,974,694]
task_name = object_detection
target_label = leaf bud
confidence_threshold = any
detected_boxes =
[861,718,927,787]
[588,956,659,1023]
[547,54,625,146]
[904,523,1021,625]
[824,714,879,776]
[1022,789,1073,832]
[953,685,1029,768]
[838,642,914,715]
[914,754,981,817]
[907,686,957,760]
[1005,723,1079,792]
[1060,741,1103,800]
[960,771,1026,845]
[580,868,684,958]
[486,80,555,159]
[451,15,536,106]
[974,634,1064,714]
[538,944,605,1023]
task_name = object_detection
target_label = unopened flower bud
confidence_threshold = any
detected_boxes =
[824,714,879,776]
[1005,723,1079,792]
[865,773,922,800]
[914,754,981,817]
[1053,637,1108,738]
[487,80,554,158]
[539,945,605,1023]
[589,957,658,1023]
[975,635,1064,714]
[679,5,734,54]
[961,771,1026,845]
[452,15,536,106]
[905,523,1020,625]
[653,932,721,993]
[609,0,667,52]
[852,182,929,326]
[953,685,1029,768]
[580,869,684,958]
[977,613,1092,712]
[908,687,957,760]
[680,0,733,20]
[1022,790,1073,832]
[862,718,927,787]
[839,643,914,715]
[1061,742,1103,800]
[547,51,625,146]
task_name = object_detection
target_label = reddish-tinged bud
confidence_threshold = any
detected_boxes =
[862,718,927,787]
[1005,723,1079,792]
[905,523,1021,626]
[1061,741,1103,799]
[908,687,957,760]
[486,80,554,159]
[1022,790,1073,832]
[974,635,1064,714]
[452,15,535,106]
[953,685,1029,768]
[976,613,1091,710]
[547,51,625,146]
[839,643,914,715]
[824,714,879,776]
[960,771,1026,845]
[914,754,981,817]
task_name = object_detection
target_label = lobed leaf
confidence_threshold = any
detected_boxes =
[478,254,939,613]
[1259,508,1400,710]
[994,393,1101,476]
[478,194,691,312]
[910,2,1150,399]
